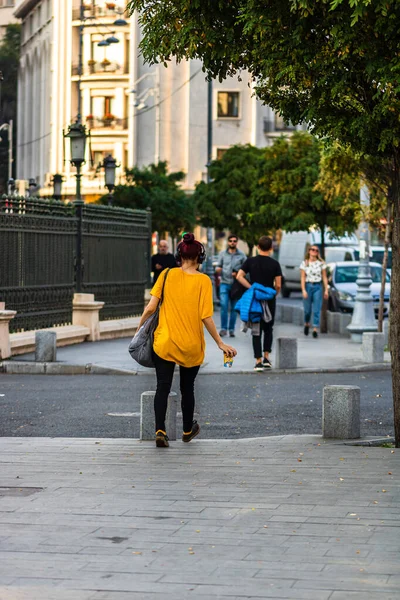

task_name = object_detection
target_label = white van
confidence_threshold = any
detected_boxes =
[278,231,359,297]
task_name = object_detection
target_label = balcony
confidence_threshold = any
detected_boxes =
[72,61,128,77]
[72,4,128,22]
[85,116,128,130]
[263,118,296,135]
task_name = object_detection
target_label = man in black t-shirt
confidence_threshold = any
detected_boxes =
[237,236,282,371]
[151,240,177,284]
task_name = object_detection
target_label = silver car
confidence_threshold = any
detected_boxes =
[328,261,391,317]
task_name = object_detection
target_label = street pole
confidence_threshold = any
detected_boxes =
[74,163,84,292]
[347,184,377,342]
[155,65,160,164]
[77,0,84,124]
[8,119,13,181]
[205,78,214,278]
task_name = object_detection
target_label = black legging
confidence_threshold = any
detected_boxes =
[153,352,200,433]
[252,299,276,359]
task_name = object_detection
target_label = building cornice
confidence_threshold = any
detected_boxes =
[14,0,40,19]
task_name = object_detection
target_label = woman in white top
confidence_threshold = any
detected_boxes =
[300,245,329,338]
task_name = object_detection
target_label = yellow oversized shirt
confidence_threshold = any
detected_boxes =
[151,268,213,367]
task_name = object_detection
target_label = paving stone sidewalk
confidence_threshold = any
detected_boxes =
[0,435,399,599]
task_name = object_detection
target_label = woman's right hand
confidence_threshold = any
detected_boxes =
[302,290,308,299]
[218,342,237,357]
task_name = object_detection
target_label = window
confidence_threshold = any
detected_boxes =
[217,91,239,118]
[274,113,296,131]
[216,148,228,160]
[0,1,15,7]
[91,96,115,117]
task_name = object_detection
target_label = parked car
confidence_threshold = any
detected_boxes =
[327,261,390,317]
[278,231,359,297]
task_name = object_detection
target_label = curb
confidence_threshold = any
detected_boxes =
[0,361,392,376]
[0,361,138,376]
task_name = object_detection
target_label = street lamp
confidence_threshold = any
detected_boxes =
[347,184,378,342]
[64,121,88,292]
[103,154,118,205]
[28,178,37,197]
[52,173,63,200]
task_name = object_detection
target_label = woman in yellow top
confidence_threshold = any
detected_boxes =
[138,233,237,448]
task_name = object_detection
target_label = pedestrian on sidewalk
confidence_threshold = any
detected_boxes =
[151,240,177,284]
[236,236,282,371]
[300,245,329,338]
[215,234,246,338]
[138,233,237,448]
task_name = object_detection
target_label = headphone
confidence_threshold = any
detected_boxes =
[175,241,207,264]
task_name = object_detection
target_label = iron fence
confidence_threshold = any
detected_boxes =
[0,196,151,332]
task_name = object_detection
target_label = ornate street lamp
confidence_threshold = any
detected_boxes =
[28,178,37,197]
[64,121,88,292]
[103,154,118,205]
[52,173,63,200]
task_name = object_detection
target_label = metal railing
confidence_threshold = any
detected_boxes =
[0,196,151,332]
[85,117,128,130]
[72,5,127,21]
[72,62,129,76]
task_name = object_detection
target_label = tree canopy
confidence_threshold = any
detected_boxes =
[193,144,267,253]
[257,132,360,254]
[99,161,195,238]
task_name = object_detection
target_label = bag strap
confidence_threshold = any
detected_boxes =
[160,268,170,305]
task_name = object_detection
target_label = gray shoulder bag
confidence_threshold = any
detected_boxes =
[128,269,170,368]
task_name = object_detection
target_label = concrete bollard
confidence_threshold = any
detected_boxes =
[339,313,352,337]
[383,320,390,349]
[275,304,282,322]
[35,331,57,362]
[327,311,334,333]
[281,305,293,323]
[140,390,178,441]
[276,337,297,369]
[323,385,360,439]
[292,306,304,326]
[362,332,385,363]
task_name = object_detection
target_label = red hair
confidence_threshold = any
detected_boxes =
[177,233,205,262]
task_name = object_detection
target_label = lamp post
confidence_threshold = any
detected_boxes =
[103,154,117,205]
[64,121,88,293]
[205,78,214,279]
[347,184,378,342]
[28,178,37,197]
[52,174,63,200]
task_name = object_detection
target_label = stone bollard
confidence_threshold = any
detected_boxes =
[72,293,105,342]
[35,331,57,362]
[383,320,390,349]
[292,306,304,326]
[275,304,282,322]
[0,302,16,359]
[281,305,293,323]
[323,385,360,439]
[276,337,297,369]
[339,313,352,337]
[140,391,178,441]
[362,332,385,363]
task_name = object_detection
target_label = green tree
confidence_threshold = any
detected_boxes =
[0,24,21,191]
[127,0,400,444]
[194,144,269,255]
[100,161,195,238]
[257,133,360,258]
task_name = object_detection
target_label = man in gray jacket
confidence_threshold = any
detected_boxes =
[215,235,246,337]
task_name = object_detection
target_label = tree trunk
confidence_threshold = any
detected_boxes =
[391,163,400,447]
[248,243,254,257]
[378,202,392,333]
[319,225,328,334]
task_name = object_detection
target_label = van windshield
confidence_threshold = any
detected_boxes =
[354,250,392,269]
